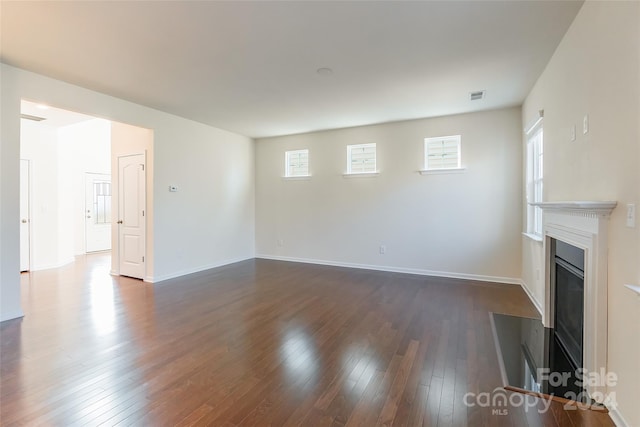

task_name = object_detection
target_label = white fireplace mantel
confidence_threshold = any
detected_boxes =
[531,201,617,216]
[532,200,617,402]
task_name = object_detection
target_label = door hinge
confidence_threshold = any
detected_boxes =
[142,210,145,217]
[142,256,145,262]
[141,164,144,171]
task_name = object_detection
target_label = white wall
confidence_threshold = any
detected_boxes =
[1,64,256,321]
[20,119,64,270]
[522,2,639,425]
[256,107,523,283]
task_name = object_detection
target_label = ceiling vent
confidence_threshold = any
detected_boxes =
[20,113,46,121]
[470,90,485,101]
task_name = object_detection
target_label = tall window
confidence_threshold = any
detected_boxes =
[526,117,543,236]
[285,149,309,177]
[424,135,461,170]
[347,143,377,174]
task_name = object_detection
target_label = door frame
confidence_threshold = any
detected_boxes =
[20,159,32,272]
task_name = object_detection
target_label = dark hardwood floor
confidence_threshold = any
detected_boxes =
[1,253,613,426]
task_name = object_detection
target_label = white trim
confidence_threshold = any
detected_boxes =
[418,167,466,175]
[282,175,312,181]
[522,232,543,243]
[531,201,617,216]
[525,109,544,135]
[605,395,630,427]
[537,200,617,402]
[624,284,640,297]
[519,279,543,316]
[255,254,521,285]
[145,256,253,283]
[342,171,379,178]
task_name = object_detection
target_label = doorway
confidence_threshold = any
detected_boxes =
[19,100,151,281]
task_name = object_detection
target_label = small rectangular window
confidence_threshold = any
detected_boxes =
[424,135,461,170]
[347,143,377,174]
[285,149,309,177]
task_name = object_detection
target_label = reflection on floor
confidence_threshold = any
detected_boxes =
[3,255,614,425]
[490,312,605,410]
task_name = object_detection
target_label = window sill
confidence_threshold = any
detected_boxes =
[419,167,466,175]
[522,232,543,243]
[282,175,312,181]
[343,172,379,178]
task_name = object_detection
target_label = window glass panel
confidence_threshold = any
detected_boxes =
[424,135,461,170]
[526,122,543,235]
[285,149,309,177]
[93,181,112,225]
[347,143,376,174]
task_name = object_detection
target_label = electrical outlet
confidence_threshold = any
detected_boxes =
[169,185,178,192]
[379,245,386,255]
[570,125,576,142]
[277,238,284,247]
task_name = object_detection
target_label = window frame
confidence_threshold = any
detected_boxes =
[346,143,377,175]
[284,149,310,178]
[422,135,462,172]
[525,117,544,237]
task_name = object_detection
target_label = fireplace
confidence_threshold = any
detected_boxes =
[553,239,584,371]
[532,201,616,403]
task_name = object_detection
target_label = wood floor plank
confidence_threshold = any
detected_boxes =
[0,253,615,426]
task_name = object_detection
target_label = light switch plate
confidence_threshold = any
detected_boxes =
[570,125,576,142]
[627,204,636,228]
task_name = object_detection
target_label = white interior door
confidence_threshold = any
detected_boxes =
[20,159,30,272]
[118,153,146,279]
[85,173,112,253]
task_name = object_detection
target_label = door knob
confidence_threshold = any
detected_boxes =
[117,220,123,224]
[21,219,27,223]
[87,215,92,218]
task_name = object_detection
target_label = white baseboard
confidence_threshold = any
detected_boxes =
[519,279,543,316]
[605,396,630,427]
[255,254,521,285]
[146,256,254,283]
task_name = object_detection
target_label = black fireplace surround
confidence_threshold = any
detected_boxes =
[549,240,585,398]
[553,240,585,372]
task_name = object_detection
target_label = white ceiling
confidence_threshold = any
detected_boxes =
[2,1,583,139]
[21,100,98,129]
